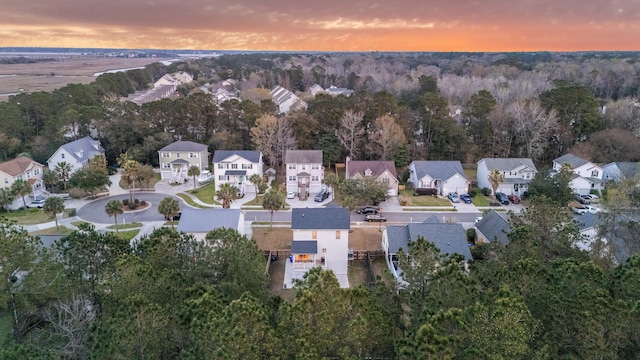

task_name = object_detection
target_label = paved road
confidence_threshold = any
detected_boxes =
[243,210,483,224]
[77,193,182,224]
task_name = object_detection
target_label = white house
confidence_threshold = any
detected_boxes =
[176,208,245,241]
[47,136,105,175]
[574,213,600,252]
[477,158,537,196]
[285,150,324,196]
[602,162,640,183]
[381,215,472,283]
[0,156,45,209]
[212,150,263,194]
[287,207,351,288]
[158,141,209,183]
[346,158,399,196]
[270,85,308,114]
[408,161,469,195]
[553,154,604,195]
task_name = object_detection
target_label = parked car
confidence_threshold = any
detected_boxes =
[572,205,601,215]
[314,190,330,202]
[365,214,387,222]
[357,206,380,214]
[286,191,295,199]
[447,192,460,203]
[28,198,46,208]
[575,194,591,205]
[172,211,182,221]
[508,194,520,204]
[459,193,472,204]
[581,194,598,202]
[236,191,245,198]
[495,192,510,205]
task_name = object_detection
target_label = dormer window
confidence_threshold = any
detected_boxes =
[365,169,372,176]
[61,153,65,159]
[591,170,599,177]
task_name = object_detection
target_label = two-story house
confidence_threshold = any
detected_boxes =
[408,161,469,196]
[477,158,537,196]
[553,153,604,195]
[47,136,104,175]
[212,150,263,194]
[285,150,324,197]
[0,156,45,209]
[158,141,209,183]
[287,206,351,288]
[345,158,399,196]
[381,215,472,284]
[602,162,640,183]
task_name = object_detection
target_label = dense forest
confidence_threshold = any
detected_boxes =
[1,52,640,358]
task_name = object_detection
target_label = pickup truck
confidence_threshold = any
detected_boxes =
[572,205,601,215]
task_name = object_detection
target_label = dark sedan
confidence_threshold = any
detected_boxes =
[357,206,380,214]
[365,214,387,222]
[459,194,472,204]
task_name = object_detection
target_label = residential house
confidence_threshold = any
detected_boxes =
[309,84,354,97]
[47,136,104,175]
[212,150,263,194]
[553,154,604,195]
[287,207,351,288]
[0,156,45,208]
[129,72,193,105]
[271,85,308,114]
[285,150,324,196]
[345,158,399,196]
[381,215,472,283]
[574,213,600,252]
[477,158,537,196]
[602,162,640,183]
[158,141,209,183]
[475,210,511,245]
[176,208,245,241]
[408,161,469,195]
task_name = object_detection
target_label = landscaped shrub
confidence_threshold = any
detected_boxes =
[468,188,478,197]
[122,199,129,206]
[68,188,85,199]
[481,187,491,196]
[67,208,77,217]
[134,198,140,204]
[140,200,147,206]
[466,228,476,244]
[128,202,137,210]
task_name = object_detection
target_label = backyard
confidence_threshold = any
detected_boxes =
[252,226,383,251]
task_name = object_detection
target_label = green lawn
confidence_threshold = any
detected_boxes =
[116,229,140,241]
[246,194,265,206]
[398,190,452,206]
[71,221,90,227]
[107,222,142,230]
[0,208,53,225]
[472,194,491,206]
[187,181,220,205]
[176,193,210,208]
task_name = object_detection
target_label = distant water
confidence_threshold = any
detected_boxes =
[93,59,180,76]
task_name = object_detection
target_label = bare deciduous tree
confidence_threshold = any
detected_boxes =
[250,114,296,167]
[507,99,558,160]
[337,110,365,160]
[40,296,96,359]
[368,114,407,160]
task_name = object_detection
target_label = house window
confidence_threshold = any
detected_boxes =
[365,169,372,176]
[3,178,7,184]
[217,164,224,169]
[591,183,595,188]
[17,175,22,180]
[162,152,170,158]
[322,248,327,253]
[176,153,180,158]
[591,170,599,177]
[336,231,340,239]
[26,171,31,178]
[242,164,253,169]
[189,153,197,158]
[301,165,307,171]
[61,153,65,159]
[289,176,296,181]
[34,169,39,175]
[382,177,389,184]
[231,164,238,169]
[288,164,296,170]
[312,230,317,240]
[311,176,319,182]
[219,175,229,181]
[163,163,171,168]
[312,164,320,170]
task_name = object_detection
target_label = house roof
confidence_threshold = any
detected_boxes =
[212,150,261,163]
[386,220,472,260]
[475,210,511,245]
[612,162,640,179]
[411,161,467,182]
[0,156,42,176]
[479,158,536,172]
[554,153,589,169]
[177,208,242,233]
[347,160,397,179]
[50,136,104,164]
[286,150,323,164]
[291,241,318,254]
[159,141,208,152]
[575,213,599,231]
[422,215,441,224]
[291,207,350,230]
[169,159,189,164]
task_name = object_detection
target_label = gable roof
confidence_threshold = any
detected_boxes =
[347,160,397,179]
[51,136,104,163]
[479,158,536,172]
[411,161,467,182]
[554,153,590,168]
[159,141,208,152]
[612,162,640,179]
[576,213,599,231]
[0,156,42,176]
[177,208,242,233]
[286,150,322,164]
[212,150,261,163]
[291,207,350,230]
[475,210,511,245]
[386,221,472,260]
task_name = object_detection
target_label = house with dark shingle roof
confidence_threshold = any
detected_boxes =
[0,156,45,209]
[176,208,245,241]
[477,158,537,196]
[346,158,398,196]
[603,162,640,183]
[475,210,511,245]
[408,160,469,196]
[158,141,209,183]
[47,136,104,175]
[287,207,350,288]
[381,216,472,283]
[213,150,263,194]
[552,153,604,195]
[285,150,324,196]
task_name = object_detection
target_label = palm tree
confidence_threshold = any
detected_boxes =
[187,166,200,190]
[488,169,505,202]
[324,173,340,200]
[11,179,32,208]
[249,173,264,194]
[118,153,140,203]
[105,199,124,233]
[216,183,239,209]
[0,188,14,212]
[158,196,180,227]
[43,169,59,192]
[54,161,72,190]
[43,197,65,231]
[262,190,285,228]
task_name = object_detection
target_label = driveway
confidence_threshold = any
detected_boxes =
[76,193,183,224]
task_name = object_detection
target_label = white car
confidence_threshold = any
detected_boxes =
[286,191,295,199]
[29,198,46,208]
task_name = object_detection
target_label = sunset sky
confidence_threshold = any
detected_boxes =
[0,0,638,51]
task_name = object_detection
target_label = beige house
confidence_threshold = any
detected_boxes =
[158,141,209,183]
[345,158,399,196]
[0,156,45,208]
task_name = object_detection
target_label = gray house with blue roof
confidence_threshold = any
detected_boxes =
[408,160,469,196]
[213,150,263,194]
